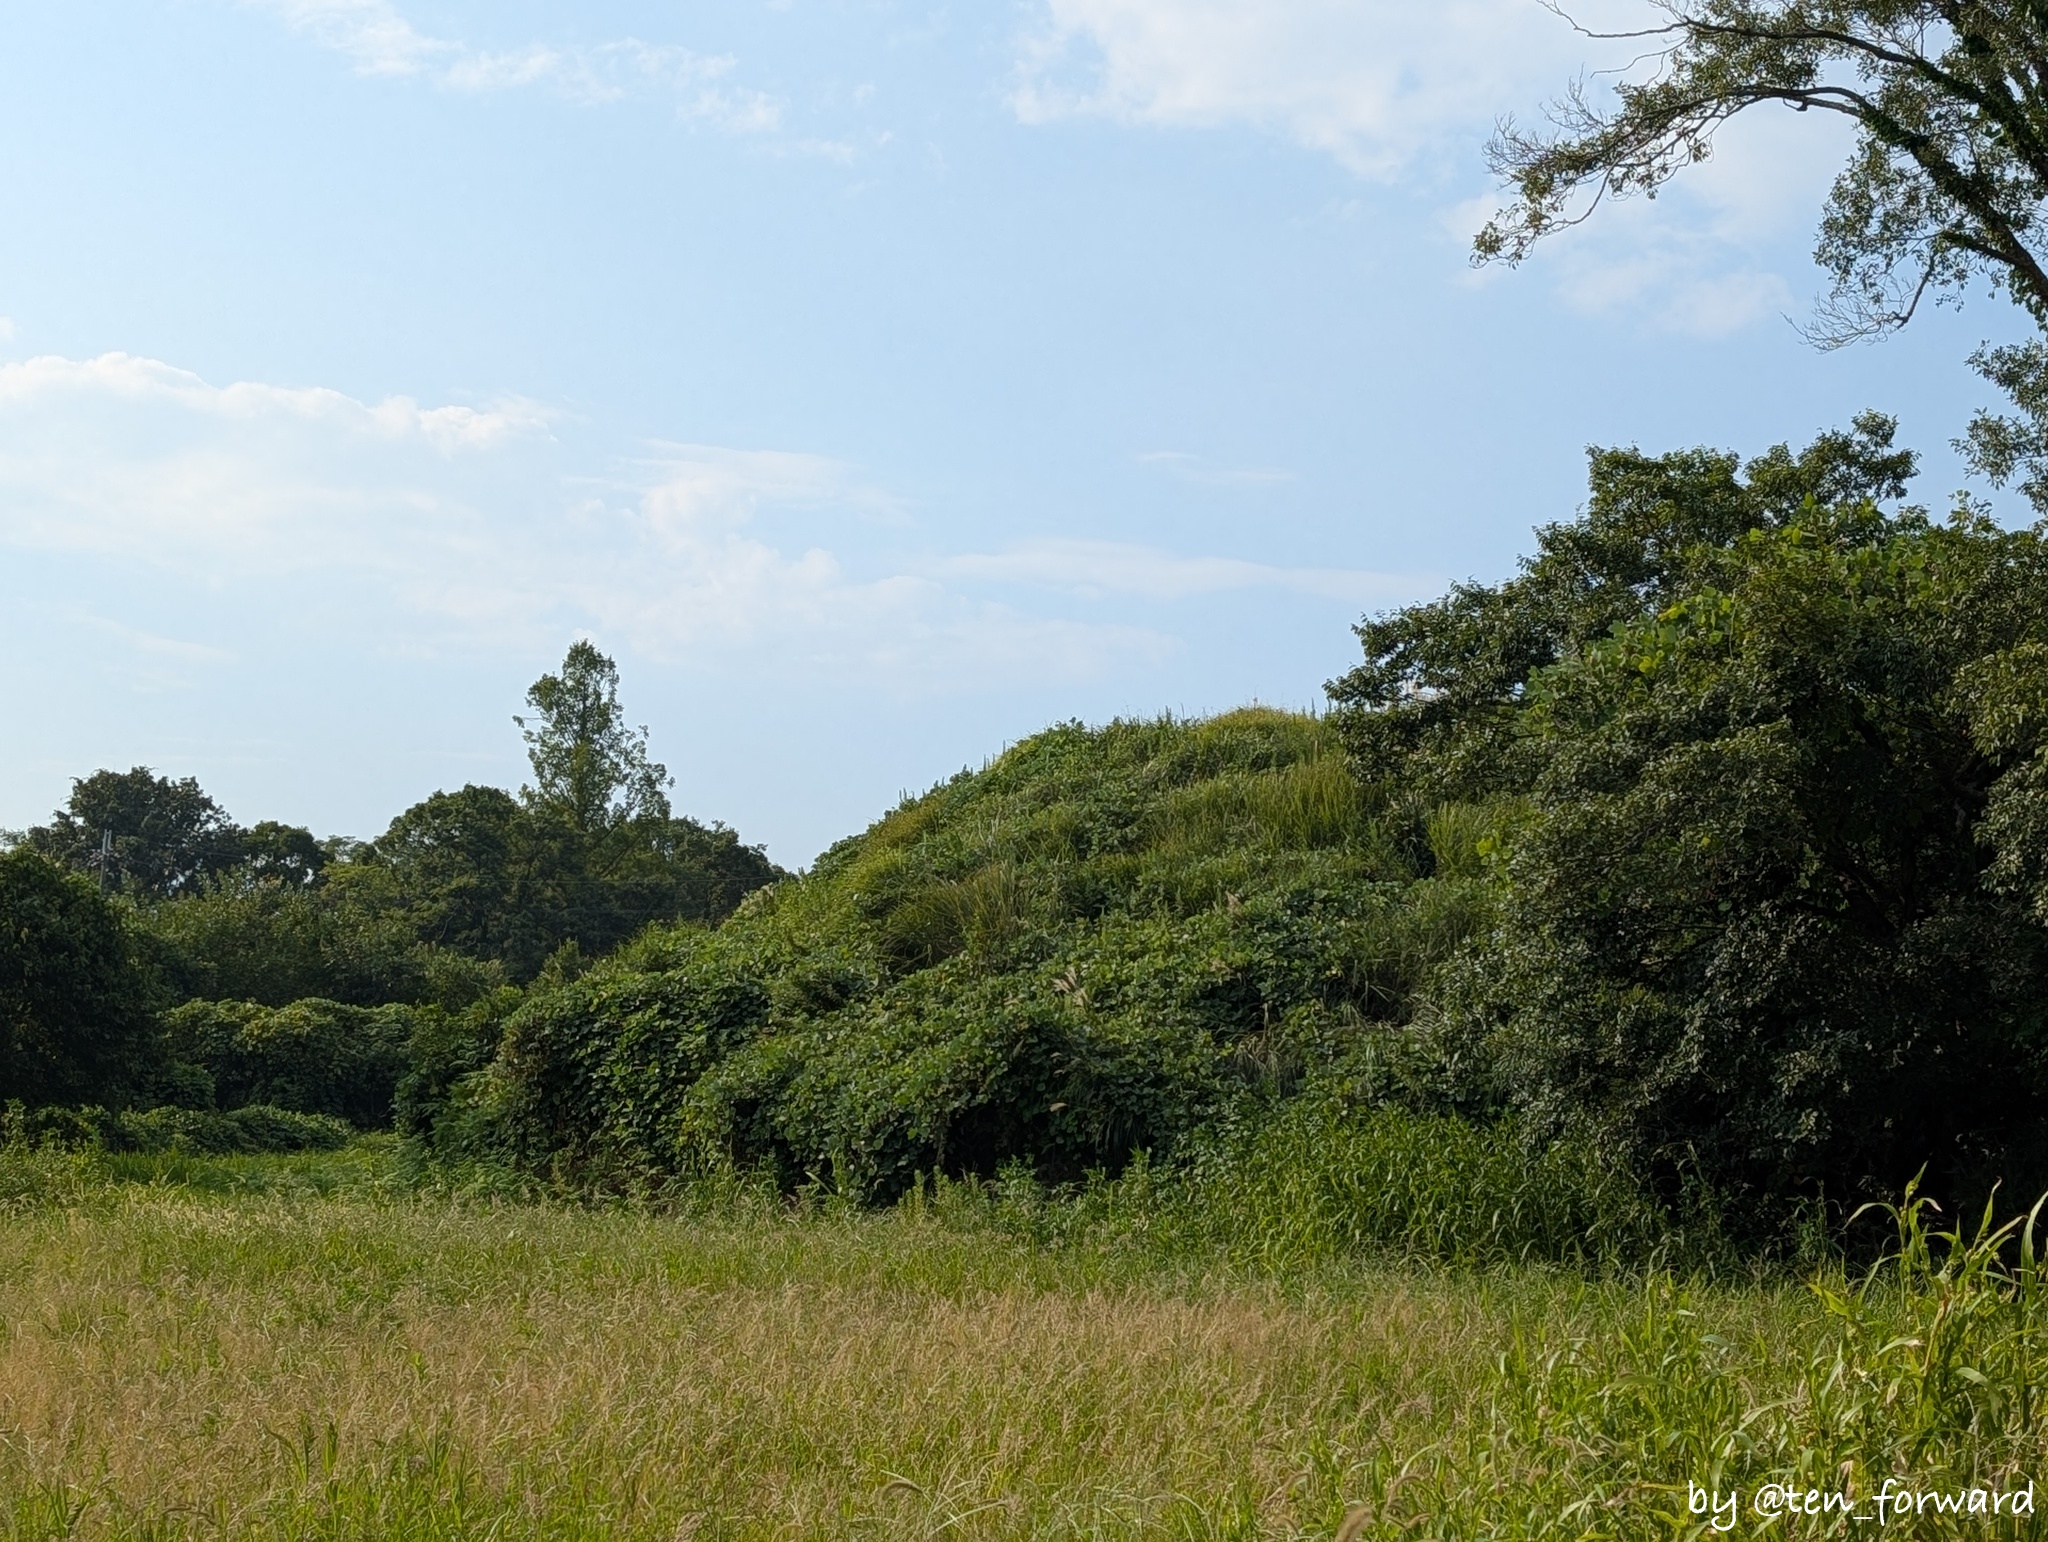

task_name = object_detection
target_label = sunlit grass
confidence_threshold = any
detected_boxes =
[0,1148,2039,1539]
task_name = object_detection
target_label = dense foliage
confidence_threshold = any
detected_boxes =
[427,706,1481,1198]
[365,419,2043,1238]
[0,849,161,1109]
[160,998,414,1128]
[14,441,2048,1240]
[19,767,256,898]
[1331,416,2048,1211]
[0,1100,351,1156]
[2,645,778,1133]
[10,645,779,1018]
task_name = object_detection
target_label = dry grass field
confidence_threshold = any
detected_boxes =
[0,1145,2036,1540]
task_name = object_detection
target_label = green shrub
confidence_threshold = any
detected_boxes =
[161,997,413,1127]
[0,1139,96,1210]
[112,1104,352,1155]
[489,962,772,1177]
[141,875,434,1008]
[394,987,524,1149]
[3,1102,96,1150]
[1,1098,351,1156]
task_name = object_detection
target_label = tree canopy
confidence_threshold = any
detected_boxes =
[0,848,160,1107]
[1333,418,2048,1208]
[10,644,780,1015]
[22,767,253,899]
[1482,2,2048,504]
[517,640,672,833]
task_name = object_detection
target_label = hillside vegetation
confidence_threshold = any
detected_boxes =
[379,415,2048,1245]
[428,706,1484,1201]
[14,416,2048,1254]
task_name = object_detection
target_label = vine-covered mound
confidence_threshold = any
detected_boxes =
[433,709,1483,1197]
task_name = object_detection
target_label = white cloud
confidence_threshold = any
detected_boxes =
[66,613,236,696]
[1553,253,1794,338]
[248,0,450,77]
[1018,2,1853,338]
[0,352,550,448]
[73,615,234,664]
[245,0,781,129]
[444,42,781,130]
[0,352,1189,691]
[1013,0,1641,177]
[1516,106,1857,337]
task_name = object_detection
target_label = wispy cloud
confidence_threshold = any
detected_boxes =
[247,0,450,78]
[61,612,237,697]
[1016,1,1840,338]
[1012,0,1635,177]
[0,355,536,583]
[0,352,551,449]
[74,613,235,665]
[245,0,782,129]
[0,352,1186,692]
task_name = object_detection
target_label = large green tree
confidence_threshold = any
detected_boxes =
[0,849,161,1107]
[1483,2,2048,503]
[517,640,672,833]
[362,645,782,980]
[1328,413,1917,798]
[1332,422,2048,1212]
[22,767,248,898]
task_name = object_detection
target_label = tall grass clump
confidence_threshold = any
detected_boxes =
[1070,1098,1685,1272]
[0,1141,96,1212]
[1343,1187,2048,1539]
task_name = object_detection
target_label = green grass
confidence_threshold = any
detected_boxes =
[0,1145,2042,1539]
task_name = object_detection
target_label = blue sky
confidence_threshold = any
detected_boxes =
[0,0,2020,863]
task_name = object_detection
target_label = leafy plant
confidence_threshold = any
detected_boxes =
[450,709,1485,1199]
[0,848,163,1108]
[161,998,414,1127]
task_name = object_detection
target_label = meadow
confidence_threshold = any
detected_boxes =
[15,438,2048,1539]
[2,1142,2041,1541]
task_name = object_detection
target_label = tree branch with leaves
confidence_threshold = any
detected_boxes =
[1482,1,2048,503]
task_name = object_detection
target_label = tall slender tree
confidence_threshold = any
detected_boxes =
[515,641,672,834]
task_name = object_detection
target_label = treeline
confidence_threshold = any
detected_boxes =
[13,418,2048,1244]
[394,416,2048,1238]
[1,642,780,1122]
